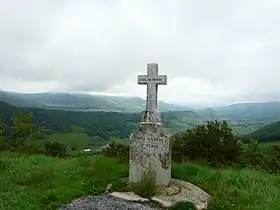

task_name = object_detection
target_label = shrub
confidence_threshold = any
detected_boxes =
[242,139,264,168]
[102,141,129,164]
[263,145,280,174]
[44,142,67,158]
[239,140,280,174]
[172,120,243,166]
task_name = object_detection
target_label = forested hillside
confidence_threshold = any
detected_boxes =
[0,102,198,140]
[245,120,280,142]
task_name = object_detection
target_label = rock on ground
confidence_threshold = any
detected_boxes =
[58,194,162,210]
[151,179,211,209]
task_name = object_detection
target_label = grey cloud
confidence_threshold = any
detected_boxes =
[1,0,280,103]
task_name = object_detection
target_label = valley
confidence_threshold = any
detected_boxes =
[1,90,280,153]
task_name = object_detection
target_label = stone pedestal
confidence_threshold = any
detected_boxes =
[129,111,171,186]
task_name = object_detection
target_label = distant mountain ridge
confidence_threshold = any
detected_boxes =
[0,90,45,108]
[0,91,190,112]
[213,101,280,122]
[2,90,280,124]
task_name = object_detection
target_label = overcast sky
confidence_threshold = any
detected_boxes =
[1,0,280,106]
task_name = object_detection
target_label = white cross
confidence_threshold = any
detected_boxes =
[138,63,167,111]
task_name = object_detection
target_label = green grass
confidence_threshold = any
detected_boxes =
[1,153,279,210]
[43,132,93,150]
[41,126,112,155]
[231,125,260,135]
[260,141,280,146]
[0,153,127,210]
[172,163,280,210]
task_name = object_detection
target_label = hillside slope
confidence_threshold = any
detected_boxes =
[246,120,280,142]
[213,101,280,122]
[0,90,44,108]
[0,91,189,112]
[0,102,198,140]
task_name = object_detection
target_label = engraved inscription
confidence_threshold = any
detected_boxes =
[140,142,159,149]
[138,77,165,82]
[135,136,166,143]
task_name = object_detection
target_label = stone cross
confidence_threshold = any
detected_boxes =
[138,63,167,111]
[129,63,171,187]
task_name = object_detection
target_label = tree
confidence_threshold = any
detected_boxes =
[170,133,186,162]
[10,113,43,153]
[44,141,67,158]
[172,120,243,166]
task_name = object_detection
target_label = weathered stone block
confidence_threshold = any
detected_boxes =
[129,121,171,186]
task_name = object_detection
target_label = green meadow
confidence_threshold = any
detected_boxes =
[0,153,279,210]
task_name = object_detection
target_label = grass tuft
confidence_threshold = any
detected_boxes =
[130,170,157,199]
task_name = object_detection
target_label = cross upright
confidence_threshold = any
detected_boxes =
[138,63,167,111]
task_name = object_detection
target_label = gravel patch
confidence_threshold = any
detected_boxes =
[59,194,163,210]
